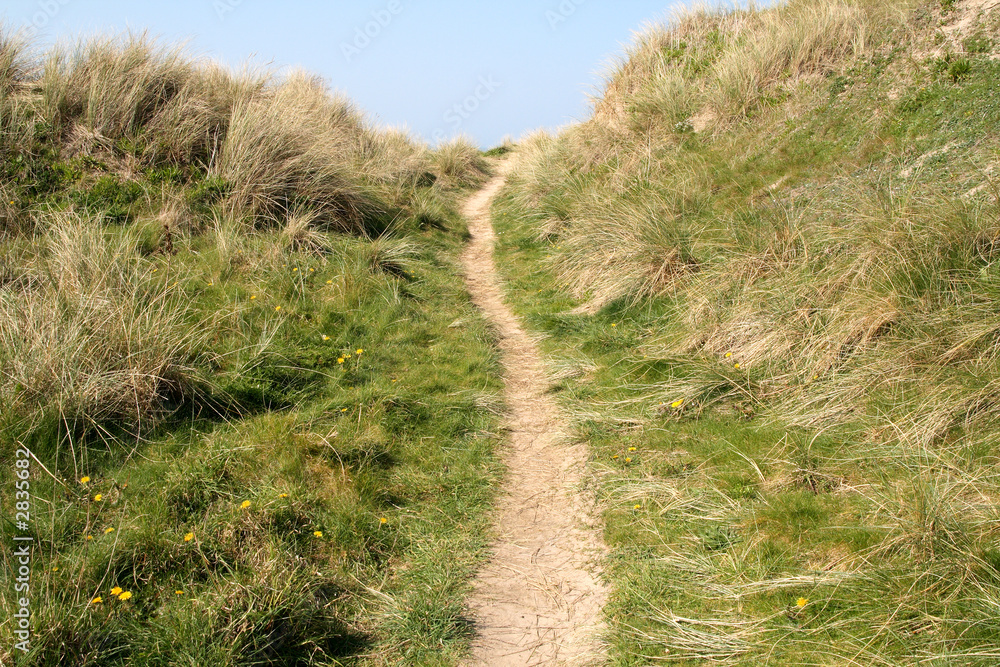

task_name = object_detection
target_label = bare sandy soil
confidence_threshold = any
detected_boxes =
[459,163,609,666]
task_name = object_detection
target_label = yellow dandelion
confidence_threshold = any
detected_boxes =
[326,280,333,285]
[725,352,733,358]
[625,457,633,463]
[611,323,617,327]
[118,591,132,601]
[813,374,819,380]
[356,348,364,355]
[93,494,102,502]
[628,446,637,452]
[80,476,91,484]
[671,399,684,409]
[337,357,345,364]
[175,590,184,595]
[633,504,641,510]
[340,408,348,413]
[379,517,388,525]
[313,530,323,538]
[322,335,330,341]
[110,586,123,596]
[152,268,158,273]
[104,527,114,534]
[184,532,194,542]
[250,295,257,300]
[86,534,93,541]
[796,597,808,608]
[208,281,214,286]
[52,566,58,572]
[279,493,289,499]
[91,596,103,604]
[309,268,315,272]
[293,267,298,272]
[612,454,619,460]
[275,306,282,312]
[240,500,251,509]
[733,363,741,370]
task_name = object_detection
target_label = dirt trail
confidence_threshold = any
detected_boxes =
[460,162,608,666]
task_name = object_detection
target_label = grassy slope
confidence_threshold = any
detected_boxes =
[494,1,1000,664]
[0,33,501,666]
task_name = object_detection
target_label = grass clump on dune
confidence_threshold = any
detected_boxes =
[494,0,1000,664]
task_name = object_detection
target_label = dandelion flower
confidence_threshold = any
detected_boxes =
[625,457,632,463]
[379,517,388,525]
[240,500,251,510]
[326,280,333,285]
[612,454,619,460]
[175,590,184,595]
[275,306,282,312]
[293,268,298,272]
[110,587,123,596]
[340,408,348,413]
[184,532,194,542]
[628,447,637,452]
[671,399,684,409]
[91,596,103,604]
[725,352,733,358]
[611,323,617,327]
[93,494,102,502]
[733,363,741,370]
[104,527,114,534]
[80,476,90,484]
[322,335,330,341]
[250,295,257,300]
[279,493,289,499]
[86,535,93,541]
[356,349,364,355]
[337,357,345,364]
[796,597,808,608]
[633,504,641,510]
[118,591,132,601]
[313,530,323,538]
[52,566,58,572]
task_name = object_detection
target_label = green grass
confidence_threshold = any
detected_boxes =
[0,30,505,666]
[490,1,1000,663]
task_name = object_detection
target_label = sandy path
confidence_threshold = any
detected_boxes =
[459,163,608,666]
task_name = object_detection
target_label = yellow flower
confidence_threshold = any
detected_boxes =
[337,358,345,364]
[91,596,103,604]
[52,566,58,572]
[118,591,132,601]
[322,335,330,341]
[104,527,114,534]
[80,476,91,484]
[293,268,298,272]
[279,493,289,499]
[356,349,364,355]
[240,500,251,509]
[340,408,348,413]
[184,532,194,542]
[628,447,637,452]
[275,306,282,312]
[725,352,733,358]
[796,597,808,608]
[313,530,323,538]
[671,399,684,409]
[612,454,619,460]
[633,504,641,510]
[733,363,741,370]
[93,494,102,502]
[326,280,333,285]
[110,586,123,596]
[625,457,633,463]
[250,295,257,300]
[379,517,388,525]
[611,323,617,327]
[175,590,184,595]
[86,535,93,541]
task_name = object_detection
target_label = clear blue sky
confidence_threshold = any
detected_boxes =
[3,1,697,148]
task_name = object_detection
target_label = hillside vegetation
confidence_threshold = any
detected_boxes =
[0,31,499,665]
[493,0,1000,663]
